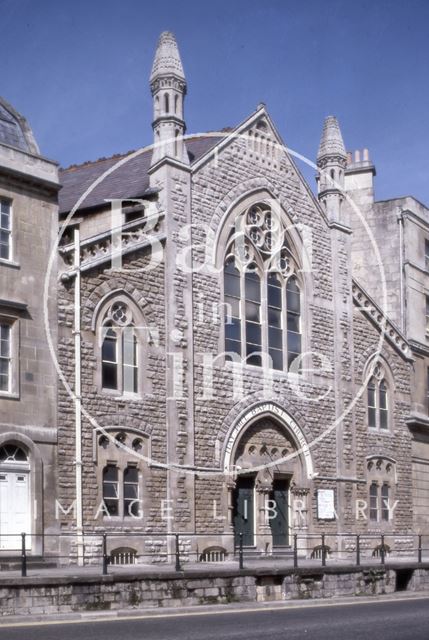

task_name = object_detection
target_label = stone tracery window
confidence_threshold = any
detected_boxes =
[98,431,146,519]
[366,362,390,430]
[367,457,395,524]
[100,301,138,394]
[223,202,302,371]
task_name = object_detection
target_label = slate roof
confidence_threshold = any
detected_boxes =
[0,96,40,154]
[59,135,223,215]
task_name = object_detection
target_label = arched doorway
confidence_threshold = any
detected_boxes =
[0,444,31,550]
[224,408,311,551]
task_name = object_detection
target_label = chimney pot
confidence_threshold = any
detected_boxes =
[363,148,369,161]
[354,150,361,163]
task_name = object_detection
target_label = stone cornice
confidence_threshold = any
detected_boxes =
[345,163,376,177]
[148,155,191,175]
[406,413,429,433]
[0,163,60,195]
[327,220,353,234]
[151,114,186,129]
[404,260,429,277]
[0,298,28,313]
[409,339,429,357]
[317,154,347,167]
[352,279,413,361]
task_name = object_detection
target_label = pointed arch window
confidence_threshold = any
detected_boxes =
[224,258,241,356]
[367,378,377,428]
[286,276,301,370]
[379,380,388,429]
[367,365,390,430]
[100,301,138,395]
[223,202,302,371]
[267,273,283,370]
[245,268,262,366]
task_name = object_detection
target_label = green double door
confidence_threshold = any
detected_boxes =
[269,479,289,546]
[233,476,289,547]
[233,476,255,547]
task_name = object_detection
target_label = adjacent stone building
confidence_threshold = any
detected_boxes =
[52,32,419,563]
[344,144,429,532]
[0,97,59,555]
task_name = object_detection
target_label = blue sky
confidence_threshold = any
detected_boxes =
[1,0,428,203]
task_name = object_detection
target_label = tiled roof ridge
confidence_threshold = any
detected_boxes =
[59,132,230,174]
[60,149,138,173]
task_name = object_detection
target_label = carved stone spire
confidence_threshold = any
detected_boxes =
[150,31,185,82]
[149,31,188,166]
[317,115,347,161]
[316,116,348,225]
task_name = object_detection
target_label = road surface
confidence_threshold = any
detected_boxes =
[0,596,428,639]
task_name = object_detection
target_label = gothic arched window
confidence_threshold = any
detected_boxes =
[367,377,377,428]
[367,457,395,524]
[100,300,138,395]
[223,202,302,371]
[366,362,390,430]
[97,431,146,521]
[245,268,262,366]
[379,380,388,429]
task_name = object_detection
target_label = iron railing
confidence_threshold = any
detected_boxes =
[0,531,427,578]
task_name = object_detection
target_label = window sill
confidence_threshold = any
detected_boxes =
[367,524,395,532]
[100,389,141,401]
[0,258,20,270]
[101,516,145,524]
[0,391,20,400]
[113,394,141,403]
[368,427,392,436]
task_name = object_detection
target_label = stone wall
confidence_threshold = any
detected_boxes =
[1,564,429,617]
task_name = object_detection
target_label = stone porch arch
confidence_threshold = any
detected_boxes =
[222,401,314,480]
[220,402,314,550]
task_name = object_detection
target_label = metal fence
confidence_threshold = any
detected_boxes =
[0,531,428,577]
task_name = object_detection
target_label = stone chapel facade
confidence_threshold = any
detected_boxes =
[52,32,417,562]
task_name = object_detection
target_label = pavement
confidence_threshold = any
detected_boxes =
[1,554,426,583]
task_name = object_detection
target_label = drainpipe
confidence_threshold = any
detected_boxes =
[74,228,84,565]
[398,210,405,332]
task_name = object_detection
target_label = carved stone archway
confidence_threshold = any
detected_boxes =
[222,406,312,551]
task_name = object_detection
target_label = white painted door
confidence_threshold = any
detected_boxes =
[0,470,31,550]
